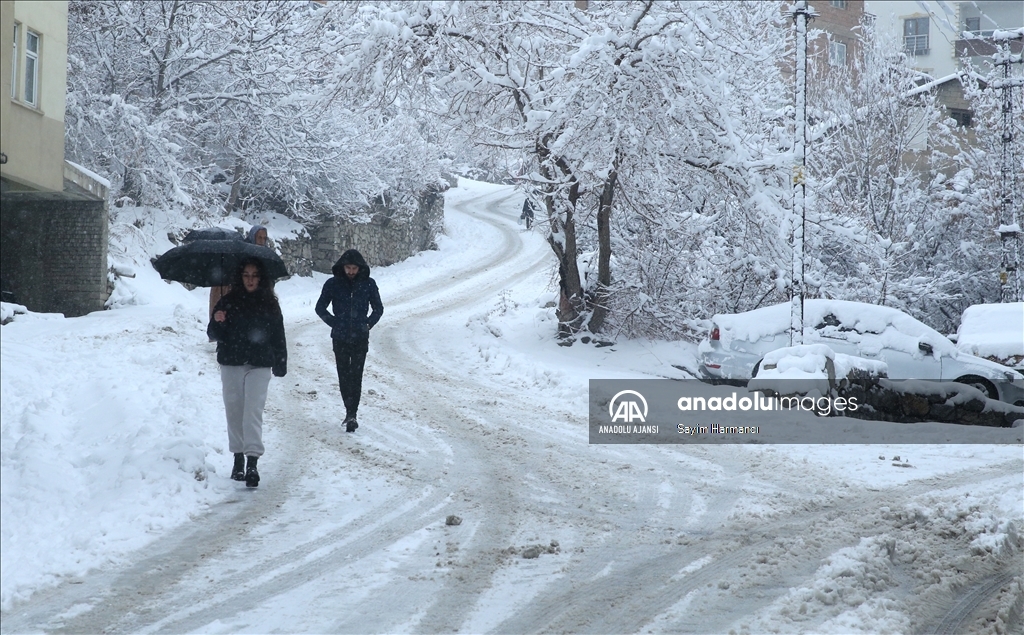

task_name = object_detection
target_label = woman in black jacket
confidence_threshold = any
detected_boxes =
[208,257,287,487]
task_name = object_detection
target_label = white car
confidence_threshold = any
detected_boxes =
[698,299,1024,405]
[954,302,1024,375]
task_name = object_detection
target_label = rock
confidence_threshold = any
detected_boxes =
[522,546,542,559]
[930,403,956,421]
[445,515,462,526]
[962,397,986,413]
[900,393,930,417]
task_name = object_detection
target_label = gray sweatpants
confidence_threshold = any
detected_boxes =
[220,364,272,457]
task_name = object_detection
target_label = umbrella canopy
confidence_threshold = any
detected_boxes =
[182,227,243,243]
[153,240,289,287]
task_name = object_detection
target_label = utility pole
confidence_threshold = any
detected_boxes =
[994,31,1023,303]
[791,0,812,345]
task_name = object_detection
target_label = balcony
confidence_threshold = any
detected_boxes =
[956,32,1024,58]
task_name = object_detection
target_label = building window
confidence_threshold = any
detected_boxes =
[830,0,847,8]
[950,109,973,128]
[24,30,38,106]
[10,23,18,99]
[963,17,993,37]
[829,41,847,66]
[903,17,930,56]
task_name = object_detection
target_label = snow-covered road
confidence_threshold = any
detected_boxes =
[2,183,1022,634]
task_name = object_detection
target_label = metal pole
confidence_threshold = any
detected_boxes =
[791,0,810,345]
[996,34,1022,303]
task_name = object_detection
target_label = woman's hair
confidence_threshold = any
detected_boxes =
[226,257,281,314]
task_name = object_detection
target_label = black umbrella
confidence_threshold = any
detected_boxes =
[182,227,243,243]
[153,240,289,287]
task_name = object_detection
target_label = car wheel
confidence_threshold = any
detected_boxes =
[954,375,998,400]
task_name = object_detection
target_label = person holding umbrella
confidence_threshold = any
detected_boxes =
[208,257,288,487]
[207,225,269,318]
[315,249,383,433]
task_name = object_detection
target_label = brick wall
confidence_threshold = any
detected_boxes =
[1,197,109,316]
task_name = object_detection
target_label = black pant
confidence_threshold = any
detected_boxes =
[333,338,368,418]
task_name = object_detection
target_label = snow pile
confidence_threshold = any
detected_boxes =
[956,302,1024,369]
[0,302,65,325]
[0,300,227,609]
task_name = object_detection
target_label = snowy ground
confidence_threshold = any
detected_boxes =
[1,181,1022,634]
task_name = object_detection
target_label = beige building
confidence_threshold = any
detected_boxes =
[1,0,109,316]
[1,0,67,193]
[867,1,1023,77]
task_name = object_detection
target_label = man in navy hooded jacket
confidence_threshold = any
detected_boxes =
[315,249,383,432]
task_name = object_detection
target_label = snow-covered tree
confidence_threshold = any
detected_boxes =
[801,30,989,331]
[65,0,442,221]
[321,0,794,337]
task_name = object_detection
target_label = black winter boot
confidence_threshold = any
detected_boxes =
[245,455,260,488]
[345,416,359,433]
[231,453,245,481]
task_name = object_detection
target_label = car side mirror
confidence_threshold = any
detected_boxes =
[918,341,934,356]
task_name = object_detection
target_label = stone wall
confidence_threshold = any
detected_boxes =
[308,188,444,273]
[837,376,1024,427]
[275,235,314,278]
[1,196,109,316]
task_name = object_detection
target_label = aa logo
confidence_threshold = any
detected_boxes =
[609,390,648,423]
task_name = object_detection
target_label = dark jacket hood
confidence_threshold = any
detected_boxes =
[332,249,371,279]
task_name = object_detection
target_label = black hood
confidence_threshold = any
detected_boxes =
[332,249,370,279]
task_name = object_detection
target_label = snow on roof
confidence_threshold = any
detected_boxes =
[904,72,963,98]
[64,160,112,188]
[956,302,1024,366]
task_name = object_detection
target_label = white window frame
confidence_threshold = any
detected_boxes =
[10,23,18,99]
[830,0,847,8]
[903,17,930,56]
[24,29,39,107]
[829,41,847,66]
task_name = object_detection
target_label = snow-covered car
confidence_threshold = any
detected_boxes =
[954,302,1024,376]
[698,299,1024,405]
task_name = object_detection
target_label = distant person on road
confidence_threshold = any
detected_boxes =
[208,257,288,488]
[315,249,383,433]
[520,198,535,229]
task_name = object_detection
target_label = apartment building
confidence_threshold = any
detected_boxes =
[864,0,1022,135]
[808,0,869,72]
[867,0,1023,77]
[1,0,109,316]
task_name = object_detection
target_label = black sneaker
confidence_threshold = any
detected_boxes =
[231,454,245,481]
[245,466,260,488]
[345,417,359,433]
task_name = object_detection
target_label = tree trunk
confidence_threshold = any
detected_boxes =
[588,161,617,333]
[538,142,586,336]
[226,158,244,212]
